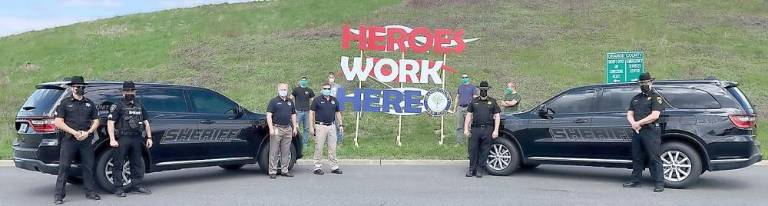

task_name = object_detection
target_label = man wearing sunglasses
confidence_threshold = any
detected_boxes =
[309,82,344,175]
[52,76,101,204]
[623,72,666,192]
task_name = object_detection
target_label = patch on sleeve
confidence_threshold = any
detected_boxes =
[109,104,117,112]
[656,97,663,104]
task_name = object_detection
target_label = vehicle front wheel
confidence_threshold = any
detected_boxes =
[257,142,297,174]
[95,149,144,192]
[484,137,521,176]
[661,142,703,189]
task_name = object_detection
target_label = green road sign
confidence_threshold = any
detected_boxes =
[606,51,644,84]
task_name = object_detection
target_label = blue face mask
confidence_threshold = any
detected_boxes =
[322,89,332,96]
[462,78,470,85]
[299,80,308,87]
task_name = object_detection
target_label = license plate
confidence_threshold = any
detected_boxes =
[18,123,28,133]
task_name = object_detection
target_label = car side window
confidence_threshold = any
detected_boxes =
[597,87,639,112]
[188,90,236,114]
[141,89,188,113]
[547,89,596,114]
[656,87,720,109]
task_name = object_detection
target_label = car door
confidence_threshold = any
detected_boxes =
[590,87,639,160]
[187,89,254,159]
[525,89,597,158]
[139,88,202,164]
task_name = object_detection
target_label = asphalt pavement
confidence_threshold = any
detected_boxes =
[0,163,766,206]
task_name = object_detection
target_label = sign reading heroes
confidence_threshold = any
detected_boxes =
[338,25,476,116]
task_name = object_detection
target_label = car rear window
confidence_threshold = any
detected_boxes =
[19,88,65,116]
[726,87,754,114]
[656,87,720,109]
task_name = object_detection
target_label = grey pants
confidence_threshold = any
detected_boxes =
[269,126,293,175]
[455,106,468,144]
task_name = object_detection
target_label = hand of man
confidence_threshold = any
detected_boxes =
[269,128,276,137]
[492,130,499,139]
[109,139,119,147]
[146,139,153,148]
[76,131,88,141]
[292,127,298,136]
[631,122,641,133]
[339,126,344,133]
[464,129,470,137]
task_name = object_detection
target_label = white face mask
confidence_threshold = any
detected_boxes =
[278,90,288,97]
[328,78,335,83]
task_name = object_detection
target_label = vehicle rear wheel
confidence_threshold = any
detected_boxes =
[220,164,245,170]
[661,142,703,189]
[95,148,144,193]
[257,142,297,174]
[485,138,521,176]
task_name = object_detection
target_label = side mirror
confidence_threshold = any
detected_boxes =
[538,105,555,119]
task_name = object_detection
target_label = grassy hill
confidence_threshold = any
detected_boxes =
[1,0,766,159]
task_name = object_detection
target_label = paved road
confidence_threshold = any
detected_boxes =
[0,164,766,206]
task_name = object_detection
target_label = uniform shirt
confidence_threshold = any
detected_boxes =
[54,97,98,131]
[266,96,296,126]
[467,97,501,126]
[291,86,315,111]
[503,92,521,113]
[457,84,478,107]
[628,91,666,125]
[108,99,149,135]
[310,96,341,123]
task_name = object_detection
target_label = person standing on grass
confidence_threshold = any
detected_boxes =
[499,81,521,113]
[327,72,345,145]
[309,82,344,175]
[292,76,314,147]
[452,73,478,146]
[265,83,298,179]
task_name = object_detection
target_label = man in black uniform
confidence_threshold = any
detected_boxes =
[623,72,666,192]
[266,83,298,179]
[463,81,501,178]
[52,76,101,204]
[107,81,153,197]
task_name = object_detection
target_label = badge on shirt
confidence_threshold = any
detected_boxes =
[305,91,309,95]
[647,97,652,100]
[657,97,663,104]
[331,100,336,105]
[287,102,292,106]
[85,103,91,107]
[487,101,492,105]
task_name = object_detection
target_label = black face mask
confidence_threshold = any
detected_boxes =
[74,87,85,96]
[641,85,651,94]
[125,94,135,101]
[479,89,488,97]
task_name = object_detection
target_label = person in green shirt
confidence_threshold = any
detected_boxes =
[500,81,521,113]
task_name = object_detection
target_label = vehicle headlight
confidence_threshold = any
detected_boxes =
[40,139,59,146]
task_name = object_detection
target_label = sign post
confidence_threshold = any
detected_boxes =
[606,51,644,84]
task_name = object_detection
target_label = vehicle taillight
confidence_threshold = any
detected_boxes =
[29,118,57,133]
[729,115,756,129]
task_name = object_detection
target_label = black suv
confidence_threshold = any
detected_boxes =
[486,79,760,188]
[13,81,300,191]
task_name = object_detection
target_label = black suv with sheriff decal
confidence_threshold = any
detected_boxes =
[487,79,760,188]
[13,81,300,191]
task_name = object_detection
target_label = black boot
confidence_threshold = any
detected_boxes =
[465,169,474,177]
[623,181,640,188]
[115,188,126,197]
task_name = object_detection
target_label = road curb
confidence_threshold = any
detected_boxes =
[2,159,766,167]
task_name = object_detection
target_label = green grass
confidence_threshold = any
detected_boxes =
[1,0,766,160]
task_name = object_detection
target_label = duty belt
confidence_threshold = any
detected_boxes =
[275,124,291,128]
[471,124,492,128]
[315,121,333,126]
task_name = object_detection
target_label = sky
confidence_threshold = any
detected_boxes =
[0,0,258,37]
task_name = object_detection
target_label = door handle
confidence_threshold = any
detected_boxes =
[573,119,589,123]
[200,120,215,124]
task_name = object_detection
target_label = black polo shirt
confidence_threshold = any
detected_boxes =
[54,97,98,131]
[310,96,341,123]
[467,97,501,126]
[628,91,665,124]
[266,96,296,126]
[291,86,315,111]
[108,99,149,134]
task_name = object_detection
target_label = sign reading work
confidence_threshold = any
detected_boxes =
[605,51,644,84]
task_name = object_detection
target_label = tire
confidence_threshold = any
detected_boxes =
[257,142,297,174]
[95,148,145,193]
[66,176,83,185]
[484,137,521,176]
[220,164,246,170]
[661,141,703,189]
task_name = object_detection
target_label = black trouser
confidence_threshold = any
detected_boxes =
[113,134,145,191]
[630,125,664,185]
[468,126,492,172]
[55,135,96,198]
